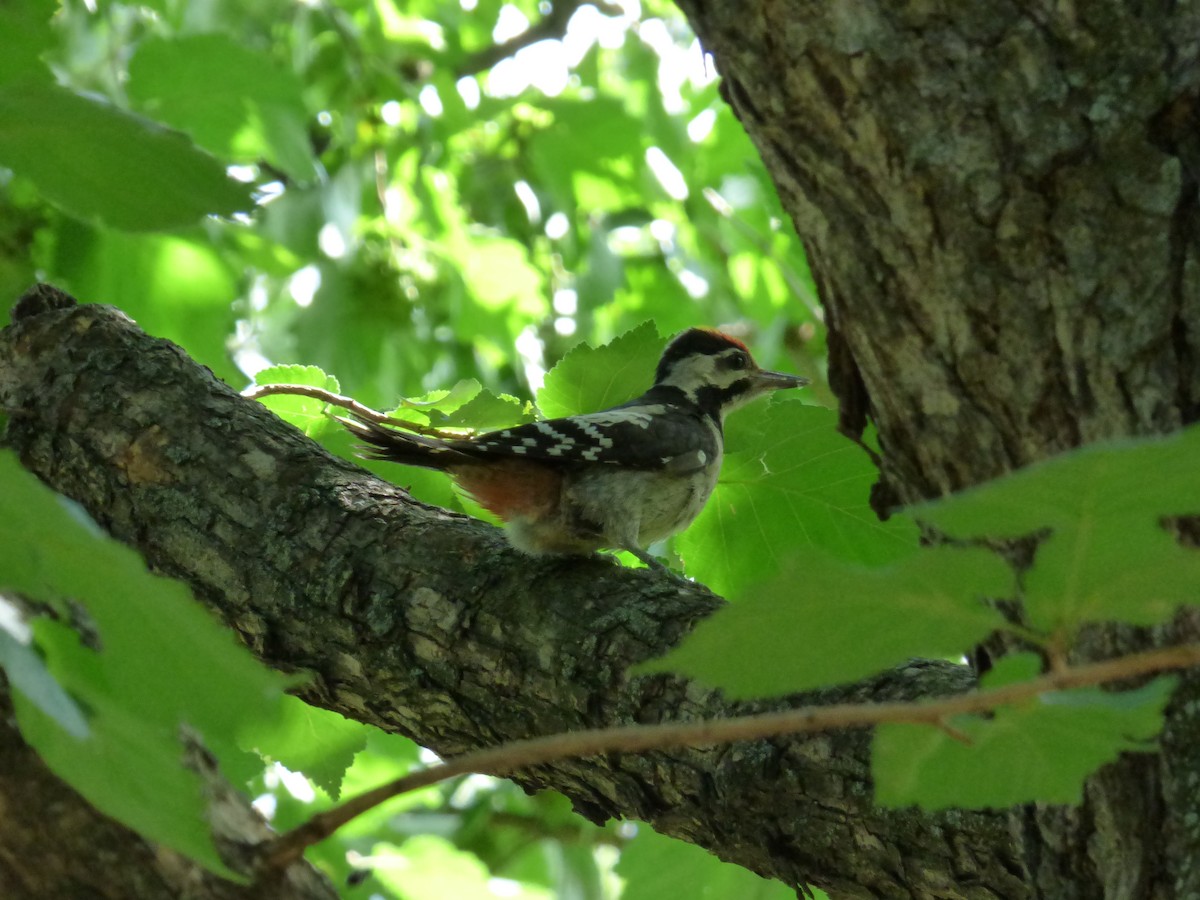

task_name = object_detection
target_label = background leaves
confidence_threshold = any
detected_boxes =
[0,1,826,894]
[0,83,252,230]
[3,0,1200,895]
[0,452,293,877]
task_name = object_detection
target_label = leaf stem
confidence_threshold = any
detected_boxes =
[242,383,467,438]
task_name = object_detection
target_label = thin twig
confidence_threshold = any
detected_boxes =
[243,383,387,421]
[260,642,1200,872]
[242,383,465,438]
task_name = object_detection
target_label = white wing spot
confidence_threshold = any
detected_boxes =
[535,422,570,440]
[580,407,660,430]
[576,419,615,448]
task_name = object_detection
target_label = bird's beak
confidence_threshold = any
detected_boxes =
[754,369,810,392]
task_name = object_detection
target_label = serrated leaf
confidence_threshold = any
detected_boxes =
[253,364,340,436]
[431,388,534,431]
[537,322,664,419]
[0,451,294,877]
[239,696,368,801]
[0,83,252,230]
[379,381,486,431]
[678,401,918,596]
[913,424,1200,631]
[639,546,1008,697]
[873,676,1176,809]
[401,379,482,412]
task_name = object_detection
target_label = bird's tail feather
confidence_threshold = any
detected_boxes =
[336,415,470,470]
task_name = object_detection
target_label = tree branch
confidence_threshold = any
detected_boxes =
[265,641,1200,871]
[0,286,1027,898]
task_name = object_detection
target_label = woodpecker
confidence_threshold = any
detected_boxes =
[340,328,808,572]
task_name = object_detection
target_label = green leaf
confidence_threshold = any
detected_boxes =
[14,683,241,874]
[537,321,664,419]
[457,235,544,311]
[979,652,1043,688]
[531,96,645,175]
[679,401,919,596]
[0,451,294,876]
[914,424,1200,630]
[0,0,56,86]
[239,696,368,801]
[253,364,341,437]
[431,388,534,432]
[1021,524,1200,628]
[400,379,483,413]
[873,676,1176,809]
[639,546,1008,697]
[916,425,1200,536]
[616,824,813,900]
[47,221,243,386]
[337,728,424,817]
[128,35,315,182]
[0,83,252,230]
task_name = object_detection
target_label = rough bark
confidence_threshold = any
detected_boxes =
[682,2,1200,499]
[674,2,1200,898]
[5,4,1200,898]
[0,289,1026,898]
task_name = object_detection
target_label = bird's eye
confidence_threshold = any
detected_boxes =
[729,352,749,370]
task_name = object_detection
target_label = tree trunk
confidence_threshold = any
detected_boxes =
[4,3,1200,897]
[675,2,1200,898]
[683,3,1200,497]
